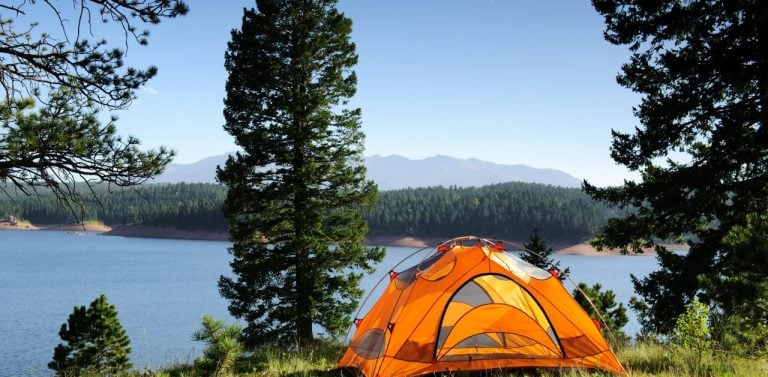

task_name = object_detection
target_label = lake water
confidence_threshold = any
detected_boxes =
[0,231,659,376]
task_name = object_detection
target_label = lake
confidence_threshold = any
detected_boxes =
[0,231,659,376]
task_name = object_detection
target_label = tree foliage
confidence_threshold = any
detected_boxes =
[48,294,132,375]
[0,0,188,109]
[217,0,383,347]
[193,315,243,377]
[521,227,570,281]
[704,212,768,356]
[0,1,186,207]
[586,0,768,334]
[671,299,711,351]
[1,90,174,207]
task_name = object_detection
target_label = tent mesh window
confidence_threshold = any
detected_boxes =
[436,274,562,361]
[395,251,456,290]
[351,328,386,359]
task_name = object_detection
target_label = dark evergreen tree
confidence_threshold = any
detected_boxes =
[48,294,132,375]
[703,212,768,356]
[217,0,383,347]
[586,0,768,334]
[0,1,187,205]
[521,227,570,281]
[573,283,629,345]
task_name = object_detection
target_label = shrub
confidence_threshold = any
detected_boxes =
[711,312,768,357]
[671,299,711,351]
[193,315,243,376]
[48,294,132,375]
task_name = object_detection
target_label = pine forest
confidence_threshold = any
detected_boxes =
[0,182,620,241]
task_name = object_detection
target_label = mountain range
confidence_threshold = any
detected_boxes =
[152,153,582,189]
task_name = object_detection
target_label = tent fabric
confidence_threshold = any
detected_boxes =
[339,238,627,376]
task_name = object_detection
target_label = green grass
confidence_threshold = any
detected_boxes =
[129,342,768,377]
[616,343,768,377]
[153,341,348,377]
[242,341,345,377]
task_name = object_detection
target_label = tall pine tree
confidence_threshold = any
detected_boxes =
[586,0,768,334]
[217,0,383,347]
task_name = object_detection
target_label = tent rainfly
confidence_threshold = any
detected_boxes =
[339,236,627,376]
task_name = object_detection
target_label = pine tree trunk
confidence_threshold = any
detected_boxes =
[296,262,315,343]
[293,115,314,344]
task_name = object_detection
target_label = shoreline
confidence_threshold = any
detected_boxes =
[106,224,230,241]
[0,222,684,255]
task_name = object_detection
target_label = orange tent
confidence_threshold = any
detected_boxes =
[339,237,626,376]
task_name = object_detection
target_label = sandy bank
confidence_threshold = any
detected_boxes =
[0,221,228,241]
[1,221,111,232]
[39,223,112,232]
[556,243,646,256]
[365,236,442,248]
[556,242,689,256]
[0,220,37,230]
[365,236,687,256]
[364,236,669,255]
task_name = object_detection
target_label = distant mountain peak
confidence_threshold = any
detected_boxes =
[153,153,581,189]
[366,155,581,190]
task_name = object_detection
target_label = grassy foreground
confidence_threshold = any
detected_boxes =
[141,342,768,377]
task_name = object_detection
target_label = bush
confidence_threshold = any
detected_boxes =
[48,294,132,375]
[193,315,243,376]
[711,312,768,357]
[671,299,711,351]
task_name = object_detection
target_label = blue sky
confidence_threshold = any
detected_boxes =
[95,0,641,187]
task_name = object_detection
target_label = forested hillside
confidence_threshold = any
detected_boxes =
[0,183,227,231]
[368,183,622,242]
[0,182,620,240]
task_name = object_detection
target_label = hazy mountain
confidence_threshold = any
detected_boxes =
[153,153,582,189]
[367,155,581,189]
[152,154,225,184]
